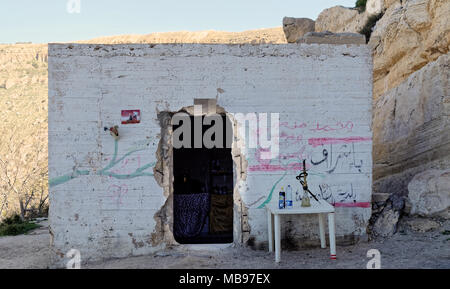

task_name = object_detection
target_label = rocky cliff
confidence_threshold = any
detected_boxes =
[370,0,449,98]
[370,53,449,236]
[373,53,449,200]
[316,0,449,99]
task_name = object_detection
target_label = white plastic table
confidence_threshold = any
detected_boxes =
[266,200,336,262]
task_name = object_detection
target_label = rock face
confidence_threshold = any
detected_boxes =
[407,170,450,218]
[282,17,315,43]
[315,0,449,100]
[373,53,449,197]
[315,1,399,34]
[315,6,369,34]
[370,0,450,99]
[296,31,366,45]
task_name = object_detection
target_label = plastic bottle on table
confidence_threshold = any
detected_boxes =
[279,187,286,209]
[286,185,293,209]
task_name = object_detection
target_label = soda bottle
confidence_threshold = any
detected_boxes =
[279,187,286,209]
[286,185,293,209]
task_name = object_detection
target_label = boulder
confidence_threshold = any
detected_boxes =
[407,169,450,219]
[370,193,405,237]
[282,17,315,43]
[372,193,390,203]
[405,218,441,232]
[372,206,400,237]
[315,6,369,33]
[366,0,385,15]
[296,31,366,45]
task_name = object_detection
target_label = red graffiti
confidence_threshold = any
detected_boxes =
[309,121,354,132]
[280,132,303,146]
[248,162,306,172]
[280,121,308,130]
[108,184,128,205]
[308,137,371,148]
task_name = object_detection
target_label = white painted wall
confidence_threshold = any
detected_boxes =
[49,43,372,265]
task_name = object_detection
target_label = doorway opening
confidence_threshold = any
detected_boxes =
[173,114,234,244]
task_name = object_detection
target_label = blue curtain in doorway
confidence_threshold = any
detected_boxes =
[173,193,210,238]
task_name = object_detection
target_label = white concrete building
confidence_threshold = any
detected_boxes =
[48,43,372,266]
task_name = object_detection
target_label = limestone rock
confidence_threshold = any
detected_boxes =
[372,193,390,203]
[296,31,366,45]
[407,169,450,219]
[367,0,385,15]
[370,193,405,237]
[315,6,369,33]
[372,207,400,237]
[315,0,449,99]
[384,0,401,9]
[4,79,16,89]
[373,53,450,199]
[405,218,441,232]
[282,17,315,43]
[370,0,450,99]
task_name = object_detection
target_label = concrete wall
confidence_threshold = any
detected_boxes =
[48,43,373,265]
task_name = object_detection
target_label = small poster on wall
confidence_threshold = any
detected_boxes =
[121,110,141,124]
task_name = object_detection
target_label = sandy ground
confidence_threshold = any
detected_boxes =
[0,220,52,269]
[1,219,449,269]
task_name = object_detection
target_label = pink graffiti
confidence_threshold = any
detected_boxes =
[278,146,308,161]
[108,184,128,205]
[309,121,354,133]
[249,146,310,172]
[248,162,308,172]
[280,121,308,130]
[280,132,303,146]
[308,137,372,148]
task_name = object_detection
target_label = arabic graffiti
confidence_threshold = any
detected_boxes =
[248,119,371,209]
[310,143,363,174]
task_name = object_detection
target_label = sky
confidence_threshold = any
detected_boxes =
[0,0,356,44]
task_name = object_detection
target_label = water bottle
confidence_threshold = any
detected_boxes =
[279,187,286,209]
[286,185,293,209]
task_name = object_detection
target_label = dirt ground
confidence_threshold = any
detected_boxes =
[1,219,449,269]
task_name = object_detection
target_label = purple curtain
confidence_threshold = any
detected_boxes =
[174,193,210,238]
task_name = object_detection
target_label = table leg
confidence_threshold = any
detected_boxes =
[328,212,336,260]
[267,210,274,252]
[318,213,326,248]
[274,214,281,263]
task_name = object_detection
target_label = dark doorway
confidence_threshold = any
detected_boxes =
[173,114,233,244]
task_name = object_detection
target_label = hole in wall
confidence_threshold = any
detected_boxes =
[151,105,250,247]
[173,114,234,244]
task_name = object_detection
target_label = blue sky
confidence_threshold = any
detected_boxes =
[1,0,356,44]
